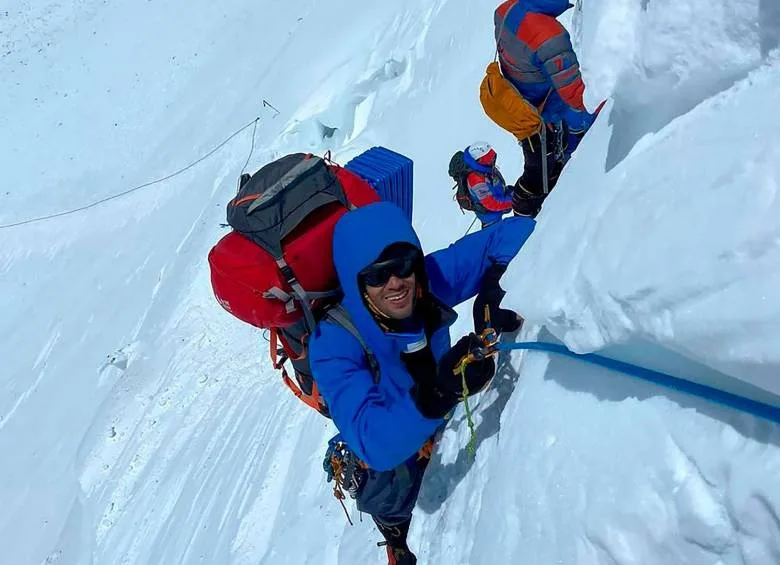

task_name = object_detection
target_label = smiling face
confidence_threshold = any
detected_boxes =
[363,272,417,320]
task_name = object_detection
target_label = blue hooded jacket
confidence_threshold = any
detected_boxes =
[309,203,535,471]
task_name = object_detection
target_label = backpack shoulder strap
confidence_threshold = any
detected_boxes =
[325,305,380,384]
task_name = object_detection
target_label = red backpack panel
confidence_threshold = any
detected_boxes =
[208,154,379,329]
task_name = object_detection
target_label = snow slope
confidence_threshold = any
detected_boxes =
[432,56,780,565]
[1,0,778,564]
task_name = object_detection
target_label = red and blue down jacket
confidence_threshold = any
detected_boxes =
[467,171,512,227]
[495,0,595,133]
[462,145,512,226]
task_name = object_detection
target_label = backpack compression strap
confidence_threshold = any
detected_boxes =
[325,305,380,384]
[263,286,341,314]
[276,258,319,331]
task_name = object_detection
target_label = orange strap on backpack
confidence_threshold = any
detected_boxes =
[270,306,378,417]
[270,328,327,415]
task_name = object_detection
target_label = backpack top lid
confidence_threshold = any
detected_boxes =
[227,153,350,259]
[209,153,381,331]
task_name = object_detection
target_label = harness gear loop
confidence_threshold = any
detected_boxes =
[324,437,368,526]
[330,455,354,526]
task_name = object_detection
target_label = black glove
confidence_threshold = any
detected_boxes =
[440,334,496,395]
[473,263,524,335]
[412,334,496,419]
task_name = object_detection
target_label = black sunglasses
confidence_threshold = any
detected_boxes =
[360,249,421,287]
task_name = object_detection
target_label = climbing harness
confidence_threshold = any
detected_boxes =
[322,434,435,526]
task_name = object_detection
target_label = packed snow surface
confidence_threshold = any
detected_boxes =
[1,0,778,564]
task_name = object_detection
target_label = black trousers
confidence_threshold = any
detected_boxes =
[355,457,429,527]
[516,123,568,196]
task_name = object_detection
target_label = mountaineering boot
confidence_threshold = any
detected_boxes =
[374,517,417,565]
[511,181,546,218]
[381,544,417,565]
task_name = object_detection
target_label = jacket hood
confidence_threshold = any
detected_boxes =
[523,0,573,17]
[332,202,423,355]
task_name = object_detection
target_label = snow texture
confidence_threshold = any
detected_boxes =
[0,0,778,564]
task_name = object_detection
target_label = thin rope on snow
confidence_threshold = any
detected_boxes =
[0,117,262,230]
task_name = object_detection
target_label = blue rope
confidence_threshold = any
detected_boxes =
[496,342,780,425]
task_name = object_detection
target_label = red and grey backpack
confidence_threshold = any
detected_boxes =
[208,153,380,417]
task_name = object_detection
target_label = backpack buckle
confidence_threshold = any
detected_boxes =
[263,287,297,314]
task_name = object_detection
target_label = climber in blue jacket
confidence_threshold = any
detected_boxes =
[309,202,534,564]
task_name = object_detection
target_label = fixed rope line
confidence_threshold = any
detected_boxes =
[240,117,260,176]
[0,116,261,230]
[496,341,780,426]
[463,216,478,236]
[458,362,478,458]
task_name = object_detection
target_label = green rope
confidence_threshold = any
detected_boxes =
[459,362,478,458]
